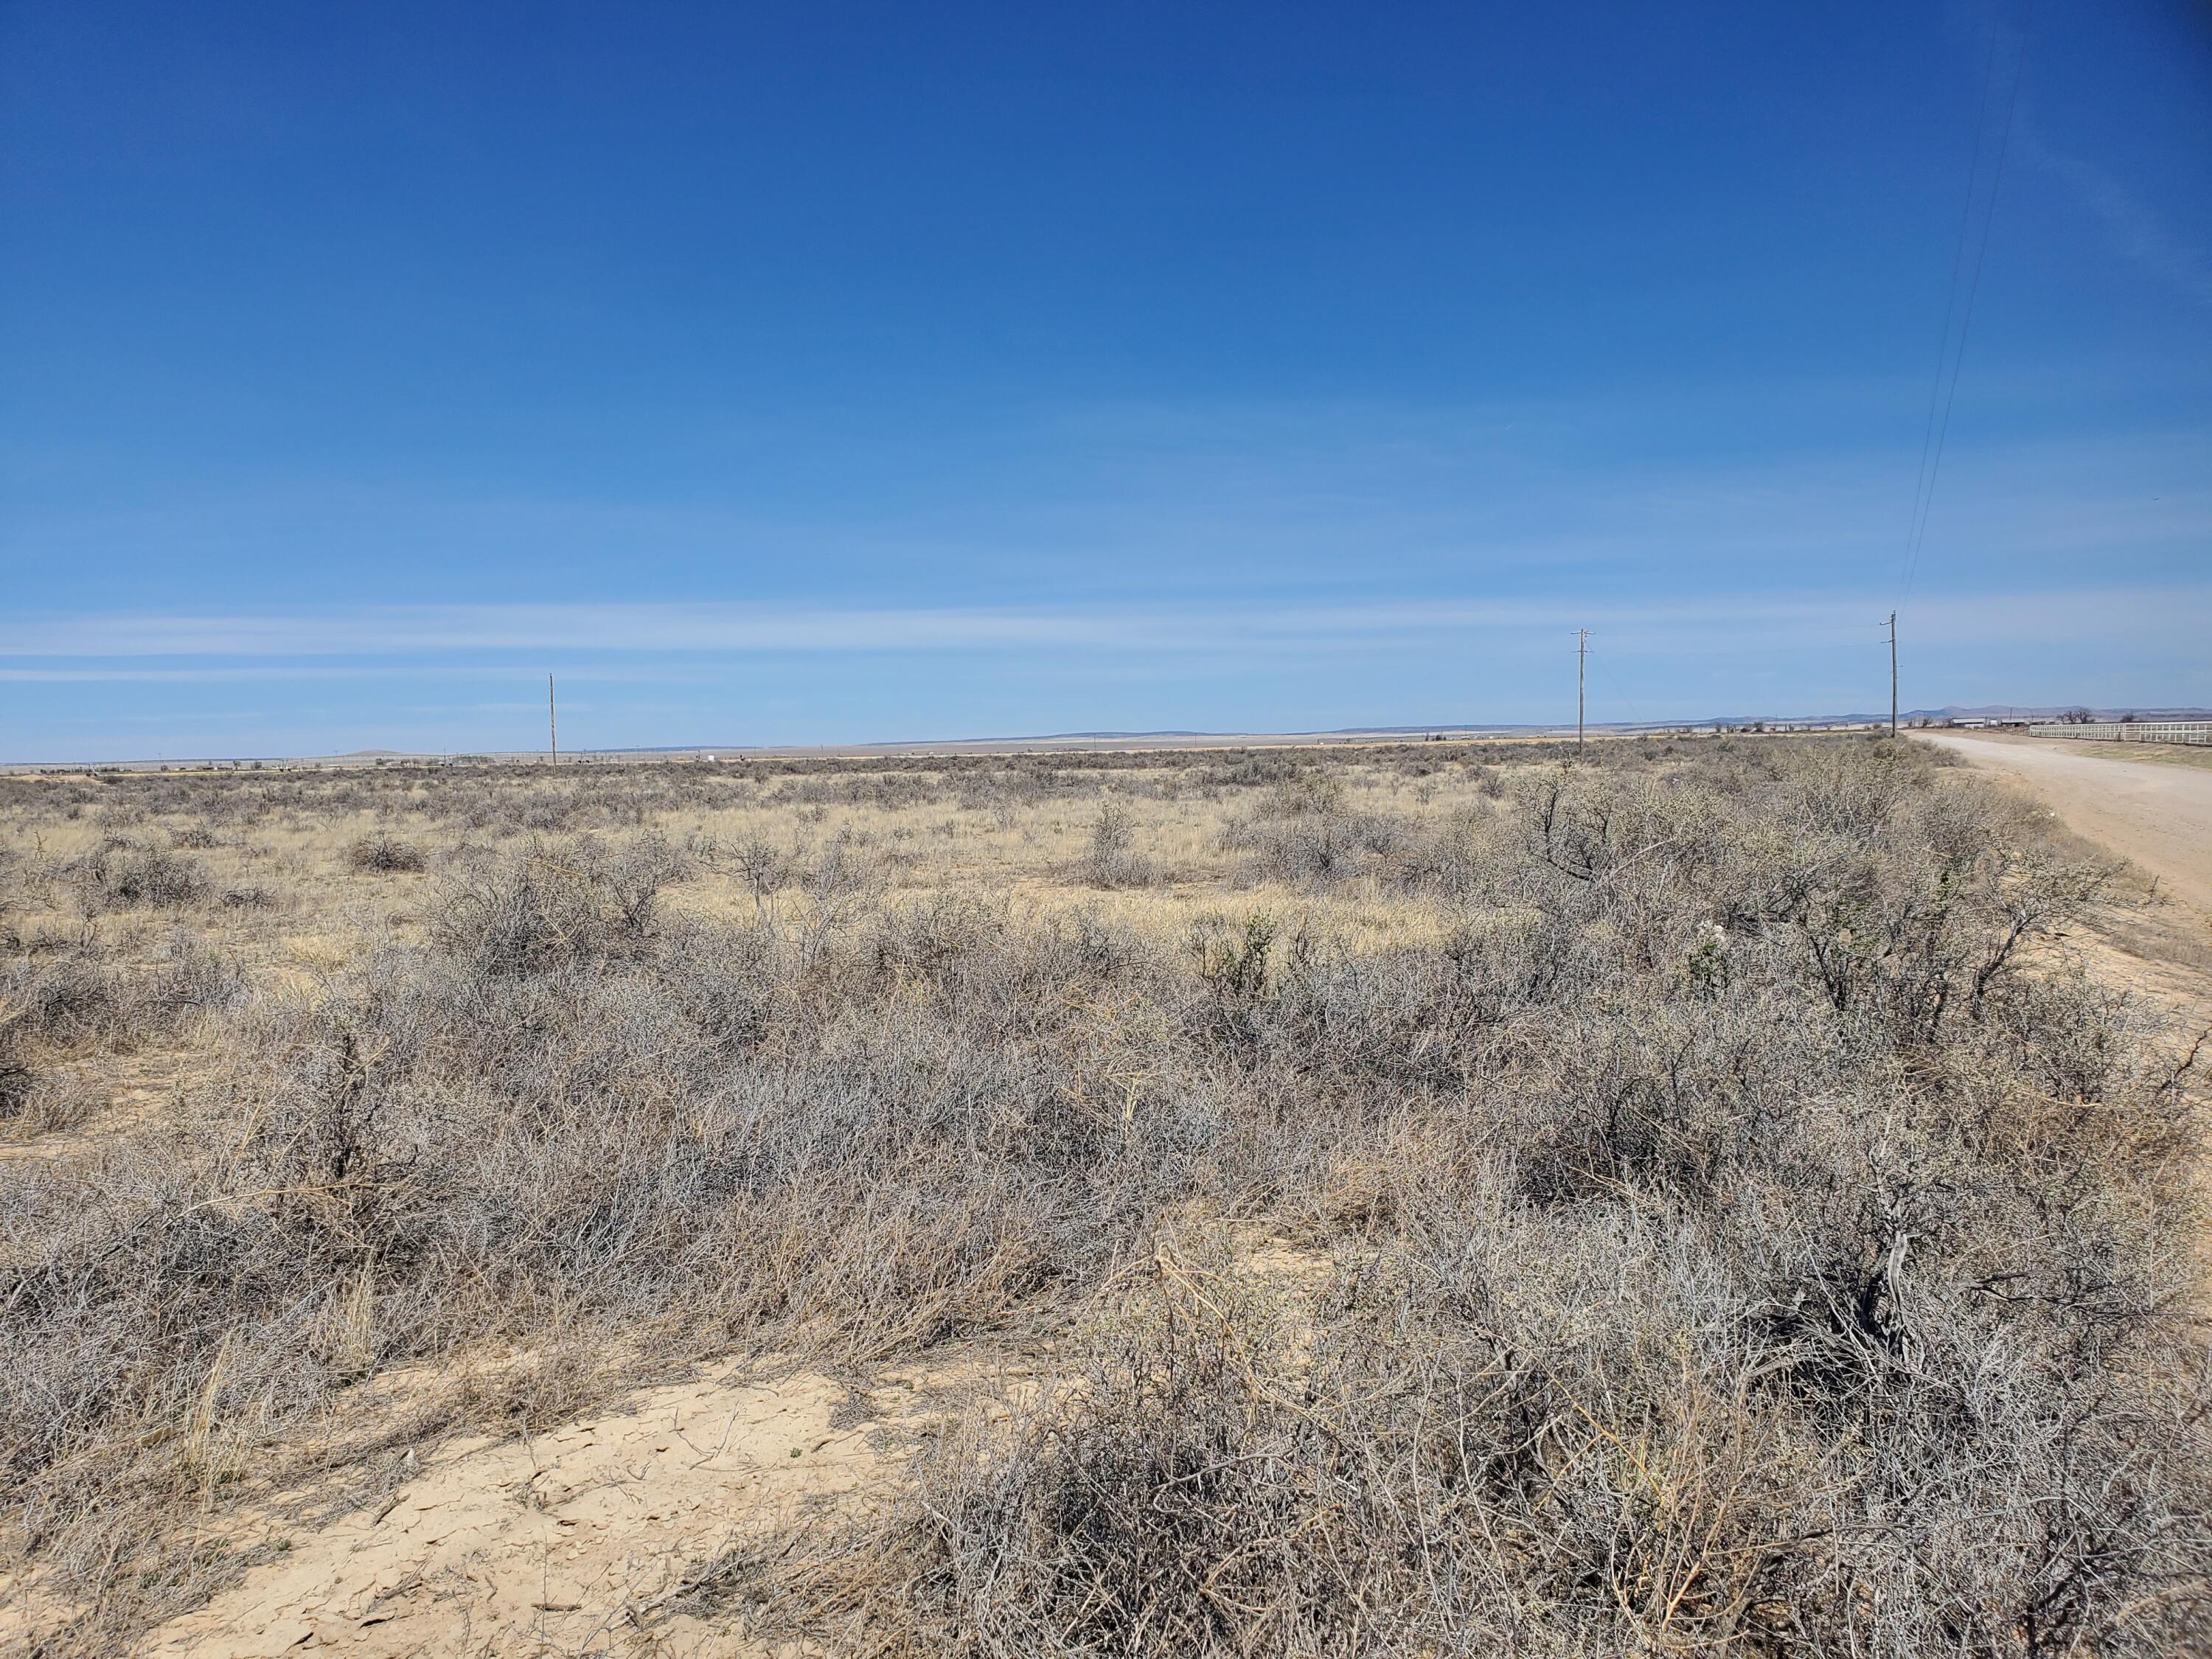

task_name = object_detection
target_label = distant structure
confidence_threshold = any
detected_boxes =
[2029,720,2212,746]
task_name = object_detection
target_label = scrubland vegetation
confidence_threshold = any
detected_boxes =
[1,736,2208,1655]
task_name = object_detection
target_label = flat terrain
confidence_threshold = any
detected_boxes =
[4,723,1893,774]
[1918,731,2212,915]
[5,734,2210,1656]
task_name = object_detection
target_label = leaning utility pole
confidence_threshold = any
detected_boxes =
[1577,629,1587,751]
[1887,613,1898,737]
[548,673,558,765]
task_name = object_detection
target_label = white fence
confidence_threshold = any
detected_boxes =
[2028,721,2212,746]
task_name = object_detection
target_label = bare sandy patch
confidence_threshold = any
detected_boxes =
[1919,731,2212,916]
[104,1357,994,1659]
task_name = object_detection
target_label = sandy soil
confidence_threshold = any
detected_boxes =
[71,1355,1005,1659]
[1916,732,2212,917]
[7,737,2197,1654]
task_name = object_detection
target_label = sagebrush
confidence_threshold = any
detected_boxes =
[0,736,2205,1655]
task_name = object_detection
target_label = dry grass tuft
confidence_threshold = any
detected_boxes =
[1,736,2207,1655]
[344,831,425,874]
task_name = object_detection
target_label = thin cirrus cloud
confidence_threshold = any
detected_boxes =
[1,585,2203,680]
[2020,129,2212,313]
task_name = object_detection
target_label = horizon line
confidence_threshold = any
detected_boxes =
[13,705,2211,771]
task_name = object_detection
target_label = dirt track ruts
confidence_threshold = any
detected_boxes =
[1916,731,2212,917]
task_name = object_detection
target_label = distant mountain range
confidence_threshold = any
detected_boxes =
[918,708,2212,742]
[19,709,2212,771]
[1902,706,2212,722]
[419,707,2212,752]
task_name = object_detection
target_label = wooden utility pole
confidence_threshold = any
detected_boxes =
[548,673,558,765]
[1887,613,1898,737]
[1577,629,1587,751]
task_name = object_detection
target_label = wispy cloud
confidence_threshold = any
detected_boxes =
[2021,131,2212,310]
[7,394,2206,754]
[13,397,2206,594]
[3,585,2204,678]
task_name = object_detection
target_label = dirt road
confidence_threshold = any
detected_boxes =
[1917,731,2212,915]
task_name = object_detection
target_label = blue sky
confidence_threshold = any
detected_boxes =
[3,1,2207,759]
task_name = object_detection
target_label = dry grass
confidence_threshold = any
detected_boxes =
[0,736,2208,1655]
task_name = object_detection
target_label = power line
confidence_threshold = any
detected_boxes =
[1899,3,2033,610]
[1887,612,1898,737]
[1576,629,1587,751]
[1582,641,1635,711]
[1900,25,2000,586]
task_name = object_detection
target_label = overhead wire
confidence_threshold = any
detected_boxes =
[1583,642,1634,712]
[1901,27,2000,591]
[1899,3,2034,611]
